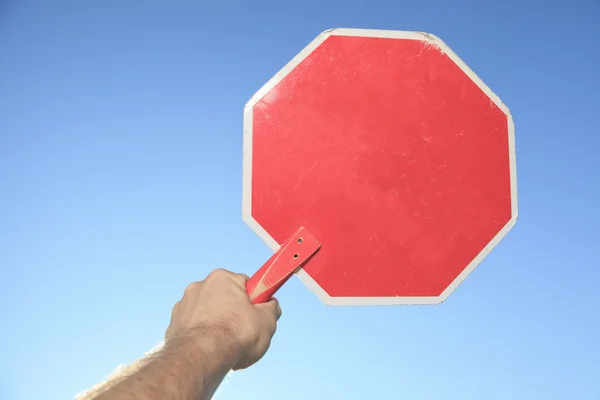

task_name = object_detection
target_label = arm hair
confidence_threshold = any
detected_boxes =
[74,342,165,400]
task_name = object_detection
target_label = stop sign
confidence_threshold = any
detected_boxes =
[243,29,517,305]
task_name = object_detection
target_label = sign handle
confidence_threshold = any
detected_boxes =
[246,226,321,304]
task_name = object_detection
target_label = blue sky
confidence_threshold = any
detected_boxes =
[1,1,599,399]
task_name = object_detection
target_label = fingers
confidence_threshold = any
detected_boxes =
[255,298,282,328]
[271,298,283,320]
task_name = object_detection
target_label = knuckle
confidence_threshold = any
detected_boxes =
[233,273,249,287]
[183,281,202,296]
[237,273,250,281]
[207,268,230,280]
[206,268,247,288]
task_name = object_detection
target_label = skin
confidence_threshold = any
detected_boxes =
[83,268,281,400]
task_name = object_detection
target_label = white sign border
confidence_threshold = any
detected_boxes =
[242,28,518,306]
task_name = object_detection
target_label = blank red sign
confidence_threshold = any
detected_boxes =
[243,29,517,305]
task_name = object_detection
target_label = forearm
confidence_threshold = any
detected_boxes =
[91,325,239,400]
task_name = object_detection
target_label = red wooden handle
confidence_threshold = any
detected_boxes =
[246,227,321,304]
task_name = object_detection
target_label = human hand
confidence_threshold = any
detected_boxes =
[165,268,282,370]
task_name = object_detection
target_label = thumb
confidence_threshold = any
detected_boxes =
[256,298,282,322]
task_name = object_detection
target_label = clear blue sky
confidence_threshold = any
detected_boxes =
[1,1,599,399]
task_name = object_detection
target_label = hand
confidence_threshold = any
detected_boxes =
[165,268,282,370]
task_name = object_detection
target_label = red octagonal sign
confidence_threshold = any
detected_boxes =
[243,29,517,305]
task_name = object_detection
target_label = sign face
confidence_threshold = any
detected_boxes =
[243,29,517,305]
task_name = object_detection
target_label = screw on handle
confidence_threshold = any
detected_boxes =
[246,226,321,304]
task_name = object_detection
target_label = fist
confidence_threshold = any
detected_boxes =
[165,269,282,370]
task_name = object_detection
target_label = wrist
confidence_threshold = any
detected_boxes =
[165,321,242,372]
